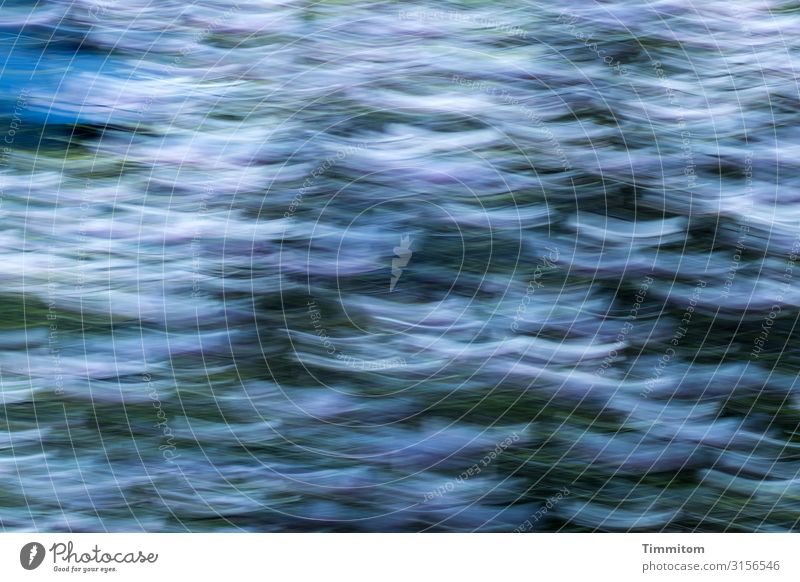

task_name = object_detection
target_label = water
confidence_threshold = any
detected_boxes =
[1,0,799,532]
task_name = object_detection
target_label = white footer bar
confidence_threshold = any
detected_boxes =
[1,533,795,581]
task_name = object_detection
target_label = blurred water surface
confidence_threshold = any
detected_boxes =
[1,0,800,532]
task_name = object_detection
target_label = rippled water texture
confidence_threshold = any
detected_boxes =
[1,0,800,532]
